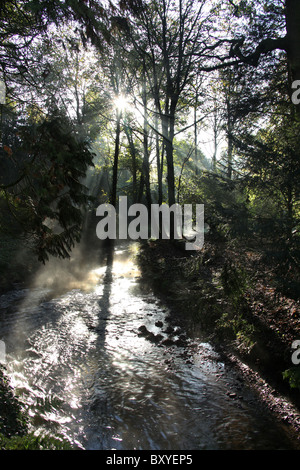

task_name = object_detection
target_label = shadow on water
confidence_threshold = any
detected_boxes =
[94,240,115,350]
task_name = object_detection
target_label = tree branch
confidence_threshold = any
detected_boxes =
[229,36,288,66]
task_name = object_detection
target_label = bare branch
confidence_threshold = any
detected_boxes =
[229,36,288,66]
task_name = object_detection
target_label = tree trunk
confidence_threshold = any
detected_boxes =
[212,106,218,172]
[285,0,300,116]
[124,123,137,203]
[286,183,294,241]
[162,97,176,207]
[194,91,198,175]
[227,101,233,179]
[227,131,233,179]
[286,0,300,85]
[164,116,176,207]
[142,71,152,209]
[155,109,163,205]
[111,110,121,208]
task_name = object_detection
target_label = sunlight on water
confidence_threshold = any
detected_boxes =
[0,242,299,450]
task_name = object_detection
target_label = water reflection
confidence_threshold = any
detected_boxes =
[0,242,299,450]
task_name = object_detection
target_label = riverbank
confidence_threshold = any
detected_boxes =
[137,238,300,441]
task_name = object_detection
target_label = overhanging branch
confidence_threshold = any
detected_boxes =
[229,36,288,66]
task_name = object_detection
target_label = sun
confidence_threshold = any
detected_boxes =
[114,94,130,112]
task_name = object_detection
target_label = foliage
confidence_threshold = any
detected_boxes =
[217,312,255,349]
[0,432,73,450]
[178,171,249,241]
[218,260,255,349]
[1,0,296,262]
[238,116,300,237]
[0,112,95,262]
[220,260,249,302]
[283,367,300,391]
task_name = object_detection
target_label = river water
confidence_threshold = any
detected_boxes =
[0,242,298,450]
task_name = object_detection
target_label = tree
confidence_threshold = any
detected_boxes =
[0,111,94,262]
[121,0,217,206]
[0,2,101,261]
[235,74,300,241]
[227,0,300,116]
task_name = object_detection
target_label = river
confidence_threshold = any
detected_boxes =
[0,242,298,450]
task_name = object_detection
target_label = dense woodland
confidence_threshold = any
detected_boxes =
[0,0,300,449]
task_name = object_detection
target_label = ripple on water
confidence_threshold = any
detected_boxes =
[0,245,299,450]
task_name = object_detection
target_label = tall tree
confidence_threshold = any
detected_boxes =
[124,0,218,206]
[0,1,102,261]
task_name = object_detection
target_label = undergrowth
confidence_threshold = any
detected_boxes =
[138,239,257,351]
